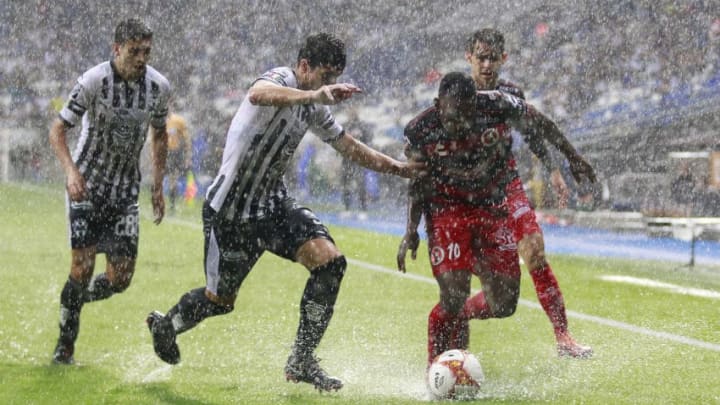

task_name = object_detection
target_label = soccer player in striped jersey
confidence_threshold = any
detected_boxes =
[48,18,171,365]
[464,28,595,358]
[146,33,425,392]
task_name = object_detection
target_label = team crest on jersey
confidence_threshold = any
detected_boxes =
[71,218,89,239]
[481,128,500,146]
[430,246,445,266]
[108,110,141,152]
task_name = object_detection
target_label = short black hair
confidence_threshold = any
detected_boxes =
[297,33,346,71]
[114,18,153,44]
[465,28,505,53]
[438,72,476,100]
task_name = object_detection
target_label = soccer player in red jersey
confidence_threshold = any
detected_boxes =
[465,28,596,358]
[398,72,595,365]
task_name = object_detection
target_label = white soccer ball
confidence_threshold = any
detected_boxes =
[426,349,484,400]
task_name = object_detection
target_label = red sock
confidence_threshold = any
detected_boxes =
[530,264,568,337]
[449,318,469,351]
[428,303,456,365]
[461,291,493,320]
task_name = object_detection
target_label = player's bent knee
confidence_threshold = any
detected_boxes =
[312,255,347,290]
[493,303,517,318]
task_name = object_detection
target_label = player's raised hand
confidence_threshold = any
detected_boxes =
[397,231,420,273]
[315,83,362,104]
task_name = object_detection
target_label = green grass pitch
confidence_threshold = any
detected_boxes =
[1,183,719,404]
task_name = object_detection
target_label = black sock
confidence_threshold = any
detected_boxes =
[83,273,114,303]
[166,288,233,335]
[59,277,84,344]
[293,256,346,357]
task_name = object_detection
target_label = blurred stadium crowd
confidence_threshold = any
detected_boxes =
[2,0,720,216]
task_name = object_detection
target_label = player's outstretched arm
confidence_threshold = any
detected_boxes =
[248,81,361,107]
[521,107,597,184]
[331,133,426,178]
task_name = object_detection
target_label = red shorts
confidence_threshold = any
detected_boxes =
[426,205,519,278]
[505,177,543,242]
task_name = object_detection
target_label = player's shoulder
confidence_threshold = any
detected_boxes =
[77,61,112,87]
[256,66,296,88]
[476,90,527,114]
[404,105,439,142]
[145,65,172,92]
[496,79,525,99]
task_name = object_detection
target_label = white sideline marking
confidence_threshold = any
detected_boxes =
[346,259,720,353]
[157,217,720,353]
[599,275,720,300]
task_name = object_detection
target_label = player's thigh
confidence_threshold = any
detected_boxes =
[68,198,102,251]
[203,204,262,298]
[265,203,339,270]
[427,212,475,278]
[97,201,140,259]
[435,270,472,313]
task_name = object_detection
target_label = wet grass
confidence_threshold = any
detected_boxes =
[1,182,719,404]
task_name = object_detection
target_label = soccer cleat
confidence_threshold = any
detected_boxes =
[285,352,343,392]
[52,340,75,365]
[146,311,181,365]
[556,333,593,359]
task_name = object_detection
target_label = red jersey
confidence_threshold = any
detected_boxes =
[404,90,529,208]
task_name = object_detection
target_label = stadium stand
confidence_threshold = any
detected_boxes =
[2,0,720,238]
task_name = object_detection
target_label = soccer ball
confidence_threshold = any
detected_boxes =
[426,349,484,400]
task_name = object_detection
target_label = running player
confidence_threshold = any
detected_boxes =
[145,33,425,392]
[48,18,171,364]
[397,72,594,365]
[465,28,595,358]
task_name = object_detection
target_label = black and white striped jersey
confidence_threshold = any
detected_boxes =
[206,66,344,222]
[59,61,171,202]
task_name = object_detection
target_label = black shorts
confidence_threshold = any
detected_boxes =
[201,198,333,297]
[67,196,139,257]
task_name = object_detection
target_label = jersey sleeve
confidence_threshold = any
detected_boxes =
[150,79,172,129]
[311,105,344,143]
[58,72,97,128]
[256,67,294,87]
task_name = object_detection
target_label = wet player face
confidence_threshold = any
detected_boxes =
[437,94,476,135]
[298,59,343,90]
[465,41,506,90]
[113,38,152,81]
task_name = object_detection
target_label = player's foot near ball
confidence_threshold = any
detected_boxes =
[285,352,343,392]
[52,339,75,365]
[146,311,180,365]
[556,332,593,359]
